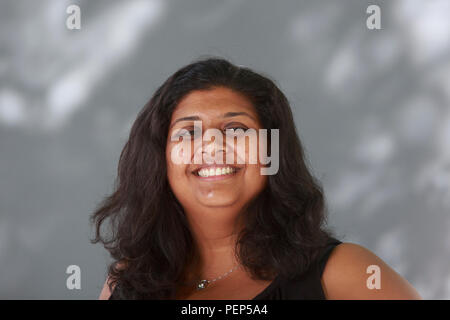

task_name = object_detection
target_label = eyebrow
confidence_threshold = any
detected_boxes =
[169,116,201,129]
[222,112,256,121]
[170,112,256,129]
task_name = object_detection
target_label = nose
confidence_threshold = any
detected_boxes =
[201,136,226,164]
[189,127,229,165]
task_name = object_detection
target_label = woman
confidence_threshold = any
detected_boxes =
[91,57,421,300]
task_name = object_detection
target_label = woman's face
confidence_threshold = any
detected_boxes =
[166,86,267,215]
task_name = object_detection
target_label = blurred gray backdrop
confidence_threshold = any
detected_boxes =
[1,0,449,299]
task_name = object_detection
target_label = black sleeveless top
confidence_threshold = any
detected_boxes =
[109,237,342,300]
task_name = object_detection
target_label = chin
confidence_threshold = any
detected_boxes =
[194,193,241,208]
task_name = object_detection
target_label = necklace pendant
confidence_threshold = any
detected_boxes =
[196,280,209,290]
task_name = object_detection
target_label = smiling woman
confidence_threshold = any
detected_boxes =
[166,87,267,214]
[91,57,421,300]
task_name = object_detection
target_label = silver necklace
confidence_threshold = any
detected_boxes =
[195,264,239,290]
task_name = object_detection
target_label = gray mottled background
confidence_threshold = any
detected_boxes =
[0,0,449,299]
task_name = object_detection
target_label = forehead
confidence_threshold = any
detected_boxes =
[171,87,257,120]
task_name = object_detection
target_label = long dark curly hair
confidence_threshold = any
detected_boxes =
[90,56,336,299]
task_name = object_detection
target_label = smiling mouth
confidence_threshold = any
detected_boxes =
[192,166,241,178]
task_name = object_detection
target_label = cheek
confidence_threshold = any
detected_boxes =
[167,139,193,166]
[244,164,268,192]
[166,145,186,183]
[166,153,192,206]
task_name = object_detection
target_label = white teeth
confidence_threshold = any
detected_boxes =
[197,167,236,177]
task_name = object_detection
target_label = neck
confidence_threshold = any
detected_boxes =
[183,207,245,281]
[196,231,239,278]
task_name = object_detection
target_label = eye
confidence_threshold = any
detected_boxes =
[171,127,200,140]
[224,125,248,136]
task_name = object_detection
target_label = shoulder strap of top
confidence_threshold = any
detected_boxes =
[254,237,343,300]
[317,237,343,277]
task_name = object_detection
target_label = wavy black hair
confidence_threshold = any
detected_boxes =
[90,56,336,299]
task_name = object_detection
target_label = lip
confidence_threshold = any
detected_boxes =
[190,164,243,181]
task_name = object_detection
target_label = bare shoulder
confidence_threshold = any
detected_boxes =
[99,275,115,300]
[321,242,422,300]
[98,260,128,300]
